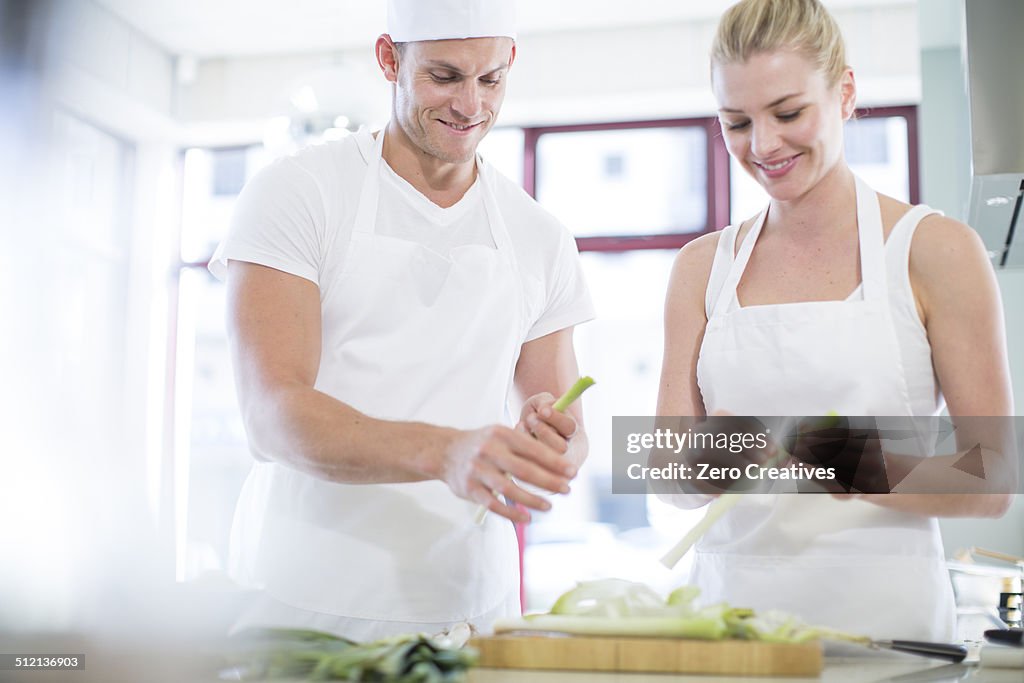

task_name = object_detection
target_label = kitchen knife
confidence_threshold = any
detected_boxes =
[984,629,1023,647]
[870,640,968,662]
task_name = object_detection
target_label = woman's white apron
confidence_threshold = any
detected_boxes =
[694,176,955,641]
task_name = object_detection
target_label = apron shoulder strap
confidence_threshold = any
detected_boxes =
[886,204,943,262]
[705,223,740,320]
[884,203,944,311]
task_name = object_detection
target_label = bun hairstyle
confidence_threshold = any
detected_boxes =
[711,0,848,86]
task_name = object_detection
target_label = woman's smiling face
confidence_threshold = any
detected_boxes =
[713,49,856,203]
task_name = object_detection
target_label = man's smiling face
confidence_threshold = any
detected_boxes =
[391,37,515,165]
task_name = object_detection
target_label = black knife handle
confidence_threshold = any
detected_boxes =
[889,640,968,662]
[984,629,1024,647]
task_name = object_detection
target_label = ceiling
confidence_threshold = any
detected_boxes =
[90,0,758,59]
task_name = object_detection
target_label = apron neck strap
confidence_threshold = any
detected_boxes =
[351,131,521,276]
[709,206,769,319]
[853,174,886,303]
[351,130,387,235]
[475,158,517,265]
[710,173,887,318]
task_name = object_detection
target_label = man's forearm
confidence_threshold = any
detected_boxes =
[243,380,452,484]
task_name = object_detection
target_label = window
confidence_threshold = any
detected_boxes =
[535,127,707,237]
[174,145,271,580]
[526,120,731,252]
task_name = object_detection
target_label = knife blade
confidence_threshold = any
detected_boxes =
[984,629,1023,647]
[871,639,968,662]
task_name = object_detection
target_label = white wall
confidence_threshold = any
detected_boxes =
[1,0,185,631]
[173,2,921,140]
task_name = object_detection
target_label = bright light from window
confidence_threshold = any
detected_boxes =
[536,127,707,237]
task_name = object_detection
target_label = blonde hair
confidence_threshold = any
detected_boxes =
[711,0,848,86]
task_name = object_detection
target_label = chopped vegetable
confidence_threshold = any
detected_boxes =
[223,628,478,682]
[494,579,853,644]
[550,578,668,617]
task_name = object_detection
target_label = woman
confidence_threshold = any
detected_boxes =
[658,0,1014,641]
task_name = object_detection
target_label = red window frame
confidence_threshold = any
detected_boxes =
[520,105,919,254]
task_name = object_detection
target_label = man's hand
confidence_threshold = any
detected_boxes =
[517,392,578,454]
[439,423,576,524]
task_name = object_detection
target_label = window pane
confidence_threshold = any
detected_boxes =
[176,144,275,578]
[729,114,911,224]
[536,127,707,237]
[477,127,524,187]
[846,116,909,202]
[729,154,767,225]
[180,146,273,263]
[523,249,704,610]
[175,267,251,580]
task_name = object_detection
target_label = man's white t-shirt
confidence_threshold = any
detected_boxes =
[210,129,594,344]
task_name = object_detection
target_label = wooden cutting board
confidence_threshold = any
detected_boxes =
[470,634,823,676]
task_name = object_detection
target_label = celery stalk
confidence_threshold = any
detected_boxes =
[494,614,729,639]
[552,376,595,412]
[660,493,741,568]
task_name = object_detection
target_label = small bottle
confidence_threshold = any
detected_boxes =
[998,576,1023,628]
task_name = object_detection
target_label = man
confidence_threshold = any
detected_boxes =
[209,0,595,640]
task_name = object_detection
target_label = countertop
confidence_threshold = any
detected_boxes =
[468,655,1022,683]
[3,629,1020,683]
[3,650,1021,682]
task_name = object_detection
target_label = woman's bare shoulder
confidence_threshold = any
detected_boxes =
[669,229,727,288]
[678,230,723,262]
[675,215,762,267]
[910,212,989,274]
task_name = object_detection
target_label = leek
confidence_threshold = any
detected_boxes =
[505,614,730,640]
[552,376,595,412]
[659,493,741,568]
[224,629,478,682]
[660,413,843,568]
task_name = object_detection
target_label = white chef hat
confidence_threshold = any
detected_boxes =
[387,0,517,42]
